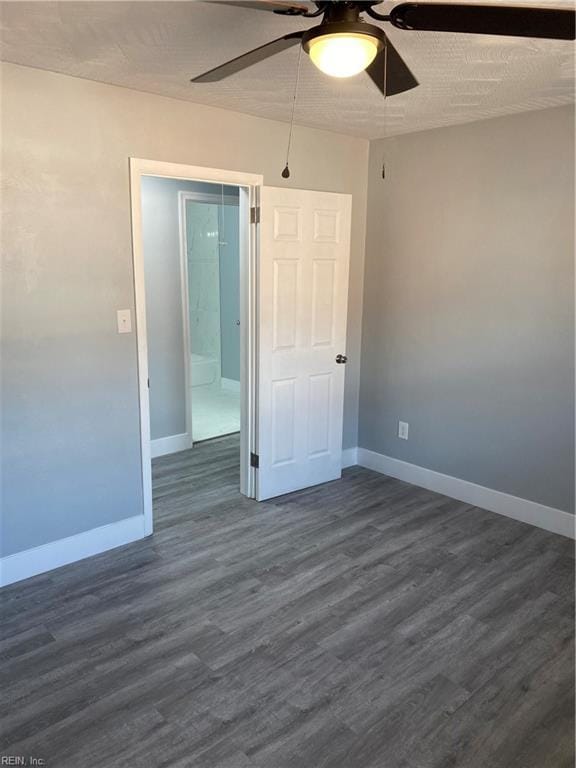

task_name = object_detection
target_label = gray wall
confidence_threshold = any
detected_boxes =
[360,105,575,513]
[1,62,368,557]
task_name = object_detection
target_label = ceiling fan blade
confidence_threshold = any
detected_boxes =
[206,1,311,13]
[191,32,303,82]
[366,38,419,97]
[389,3,576,40]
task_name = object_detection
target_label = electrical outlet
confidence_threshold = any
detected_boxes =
[398,421,409,440]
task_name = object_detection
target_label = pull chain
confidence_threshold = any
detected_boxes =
[384,37,388,100]
[282,45,302,179]
[381,40,388,181]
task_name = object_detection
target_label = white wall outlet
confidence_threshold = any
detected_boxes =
[117,309,132,334]
[398,421,409,440]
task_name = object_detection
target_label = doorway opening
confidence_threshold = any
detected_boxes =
[130,160,262,534]
[140,177,242,452]
[131,159,352,535]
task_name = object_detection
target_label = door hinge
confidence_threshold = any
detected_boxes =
[250,452,259,469]
[147,378,150,389]
[250,206,260,225]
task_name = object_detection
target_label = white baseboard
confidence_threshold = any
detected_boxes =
[342,447,358,469]
[151,432,192,458]
[357,448,575,540]
[221,377,241,393]
[0,515,147,588]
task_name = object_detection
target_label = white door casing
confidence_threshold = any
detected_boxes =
[257,187,352,501]
[130,159,262,534]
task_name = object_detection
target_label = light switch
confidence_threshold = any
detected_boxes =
[117,309,132,334]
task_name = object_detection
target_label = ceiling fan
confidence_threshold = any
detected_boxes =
[191,1,575,98]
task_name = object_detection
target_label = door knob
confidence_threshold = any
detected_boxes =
[336,354,348,364]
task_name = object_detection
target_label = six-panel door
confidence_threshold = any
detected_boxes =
[257,187,352,500]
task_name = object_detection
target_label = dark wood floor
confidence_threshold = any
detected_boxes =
[1,434,574,767]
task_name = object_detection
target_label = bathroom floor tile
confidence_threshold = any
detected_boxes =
[192,383,240,442]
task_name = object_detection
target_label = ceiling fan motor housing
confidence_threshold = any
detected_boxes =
[302,20,386,54]
[302,2,386,57]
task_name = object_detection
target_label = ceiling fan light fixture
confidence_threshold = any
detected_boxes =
[302,22,385,79]
[308,32,380,77]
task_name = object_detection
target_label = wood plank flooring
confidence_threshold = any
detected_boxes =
[1,434,574,767]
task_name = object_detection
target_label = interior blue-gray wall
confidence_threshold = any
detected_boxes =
[360,106,575,514]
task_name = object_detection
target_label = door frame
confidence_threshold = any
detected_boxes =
[129,158,263,535]
[178,189,241,451]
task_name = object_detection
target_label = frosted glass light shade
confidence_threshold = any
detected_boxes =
[308,32,380,78]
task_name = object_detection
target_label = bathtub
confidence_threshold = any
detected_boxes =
[190,353,219,388]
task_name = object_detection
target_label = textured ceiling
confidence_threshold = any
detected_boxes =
[0,0,574,138]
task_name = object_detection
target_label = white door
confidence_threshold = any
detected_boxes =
[256,186,352,500]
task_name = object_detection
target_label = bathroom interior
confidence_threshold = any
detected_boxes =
[141,176,241,455]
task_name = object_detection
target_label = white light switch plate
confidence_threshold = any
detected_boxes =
[117,309,132,334]
[398,421,409,440]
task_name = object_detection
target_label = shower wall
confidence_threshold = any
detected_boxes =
[218,203,241,383]
[186,201,221,377]
[186,198,240,386]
